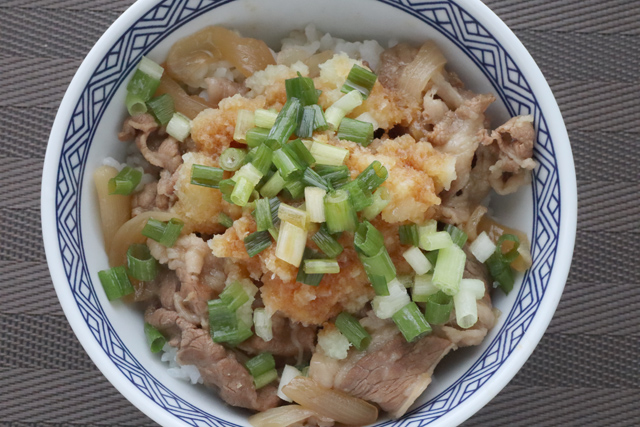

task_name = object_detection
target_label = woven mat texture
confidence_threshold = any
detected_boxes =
[1,0,638,425]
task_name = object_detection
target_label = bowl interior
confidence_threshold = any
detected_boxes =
[46,0,570,426]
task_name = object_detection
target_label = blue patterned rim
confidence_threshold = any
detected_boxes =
[52,0,561,425]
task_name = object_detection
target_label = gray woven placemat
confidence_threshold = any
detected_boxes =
[1,0,638,426]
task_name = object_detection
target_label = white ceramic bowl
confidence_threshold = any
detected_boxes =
[41,0,577,425]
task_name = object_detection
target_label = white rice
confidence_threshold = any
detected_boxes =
[161,343,203,385]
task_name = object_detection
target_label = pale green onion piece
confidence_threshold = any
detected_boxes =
[454,289,478,329]
[137,56,164,81]
[220,148,247,171]
[254,369,278,389]
[432,244,466,296]
[309,140,349,166]
[459,278,485,300]
[246,127,270,147]
[233,109,255,143]
[230,176,254,206]
[245,352,276,378]
[361,187,390,220]
[469,231,497,263]
[419,231,453,251]
[412,273,439,302]
[324,90,364,129]
[397,274,414,288]
[254,108,278,129]
[337,118,374,147]
[219,281,250,312]
[260,171,286,198]
[304,259,340,274]
[233,163,263,186]
[355,112,379,130]
[402,246,432,275]
[277,365,302,402]
[126,93,148,116]
[324,189,358,233]
[304,186,326,223]
[278,203,310,230]
[166,112,191,142]
[275,221,308,267]
[417,220,438,247]
[372,278,411,319]
[253,308,273,342]
[108,166,142,195]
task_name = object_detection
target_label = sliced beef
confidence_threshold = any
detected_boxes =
[134,267,179,310]
[205,77,247,107]
[309,314,455,418]
[144,306,186,347]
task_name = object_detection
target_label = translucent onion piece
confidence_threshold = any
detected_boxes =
[283,377,378,426]
[167,26,275,87]
[398,41,447,101]
[109,211,174,267]
[249,404,329,427]
[304,50,334,78]
[155,74,209,119]
[94,166,131,253]
[478,216,532,272]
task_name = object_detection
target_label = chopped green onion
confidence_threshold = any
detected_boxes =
[496,234,521,263]
[126,243,157,281]
[311,224,343,258]
[425,250,439,268]
[486,251,515,294]
[98,266,134,301]
[278,203,309,230]
[230,176,254,206]
[324,189,358,233]
[342,180,373,212]
[285,73,319,106]
[469,231,496,263]
[370,275,389,296]
[453,290,478,329]
[166,112,191,142]
[246,127,270,148]
[287,139,316,168]
[233,109,255,143]
[275,221,308,266]
[126,93,148,116]
[355,112,379,130]
[304,259,340,274]
[361,186,390,220]
[146,94,175,125]
[356,161,388,193]
[305,186,327,223]
[108,166,142,195]
[296,247,324,286]
[303,167,330,191]
[432,244,466,296]
[337,118,374,146]
[310,104,329,131]
[341,64,377,99]
[325,90,364,129]
[392,302,432,342]
[234,163,263,186]
[208,299,237,332]
[372,278,410,319]
[310,141,349,166]
[399,224,419,246]
[255,198,274,231]
[212,319,254,345]
[126,57,163,114]
[219,281,250,311]
[190,164,223,188]
[402,246,432,276]
[397,274,414,288]
[266,97,302,149]
[143,323,166,353]
[412,273,439,302]
[244,230,272,257]
[254,108,278,129]
[335,312,371,351]
[460,278,485,300]
[218,178,235,202]
[296,106,316,138]
[253,369,278,389]
[253,308,273,342]
[273,147,304,180]
[419,231,453,251]
[220,148,247,171]
[315,164,350,188]
[283,178,306,200]
[359,246,396,282]
[251,144,273,176]
[246,352,276,378]
[444,224,468,248]
[141,218,184,247]
[354,221,384,257]
[260,171,286,198]
[417,220,438,247]
[424,291,453,325]
[218,212,233,228]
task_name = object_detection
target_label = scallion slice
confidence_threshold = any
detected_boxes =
[335,312,371,351]
[98,266,134,301]
[296,247,324,286]
[303,167,330,191]
[218,212,233,228]
[341,64,377,99]
[444,224,468,248]
[251,144,273,176]
[287,139,316,168]
[370,274,389,296]
[212,320,254,345]
[372,278,410,319]
[356,161,388,193]
[460,278,486,300]
[296,106,316,138]
[496,234,521,264]
[432,244,466,296]
[361,186,390,220]
[254,108,278,129]
[266,97,302,149]
[220,148,247,171]
[260,171,286,198]
[402,246,432,276]
[342,180,373,212]
[325,90,364,129]
[141,218,184,247]
[230,176,254,206]
[310,104,329,131]
[311,225,343,258]
[233,110,255,143]
[310,140,349,166]
[305,186,327,223]
[146,94,175,126]
[324,189,358,233]
[453,290,478,329]
[244,230,272,257]
[354,221,384,257]
[412,273,439,302]
[355,112,379,130]
[253,369,278,389]
[246,127,270,148]
[108,166,142,195]
[166,112,191,142]
[399,224,419,247]
[190,164,223,188]
[143,323,166,353]
[126,243,157,281]
[337,118,374,147]
[304,259,340,274]
[392,302,432,342]
[285,73,319,106]
[273,147,304,180]
[424,291,453,325]
[275,221,308,266]
[315,165,350,188]
[359,246,396,283]
[420,231,453,251]
[255,198,274,231]
[126,93,148,116]
[219,281,250,311]
[278,203,309,230]
[126,56,163,114]
[283,178,306,200]
[486,251,515,294]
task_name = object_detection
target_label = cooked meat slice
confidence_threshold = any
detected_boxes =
[144,306,184,347]
[131,181,158,216]
[156,169,178,210]
[205,77,247,107]
[309,314,455,418]
[134,267,179,310]
[118,113,158,140]
[177,327,280,412]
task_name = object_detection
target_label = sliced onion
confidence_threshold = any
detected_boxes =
[155,74,209,119]
[398,41,446,101]
[94,166,131,253]
[108,211,175,267]
[283,377,378,426]
[249,404,330,427]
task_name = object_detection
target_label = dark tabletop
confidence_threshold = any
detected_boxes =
[1,0,638,426]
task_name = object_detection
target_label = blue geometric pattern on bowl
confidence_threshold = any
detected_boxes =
[54,0,560,425]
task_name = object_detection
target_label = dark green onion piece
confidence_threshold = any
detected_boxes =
[108,166,142,195]
[253,369,278,389]
[399,224,420,247]
[255,198,274,231]
[146,94,175,125]
[444,224,469,249]
[246,127,270,148]
[359,246,396,282]
[218,179,236,203]
[212,321,254,345]
[425,250,439,268]
[369,274,389,296]
[251,144,273,176]
[302,167,330,191]
[296,247,324,286]
[324,189,358,233]
[268,197,281,228]
[496,234,521,264]
[141,218,183,247]
[126,243,157,281]
[98,266,134,301]
[311,225,343,258]
[424,291,453,325]
[337,118,374,147]
[341,64,377,99]
[218,212,233,228]
[144,322,166,353]
[392,302,432,342]
[287,139,316,168]
[354,221,384,257]
[335,312,371,351]
[244,230,272,257]
[356,160,388,192]
[310,104,329,131]
[272,147,304,180]
[266,97,302,149]
[260,172,285,198]
[141,218,165,243]
[285,74,319,106]
[219,281,250,312]
[220,148,247,172]
[190,164,224,188]
[126,69,160,105]
[486,252,515,294]
[283,178,306,200]
[315,165,350,189]
[245,352,276,377]
[342,180,373,212]
[296,106,316,138]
